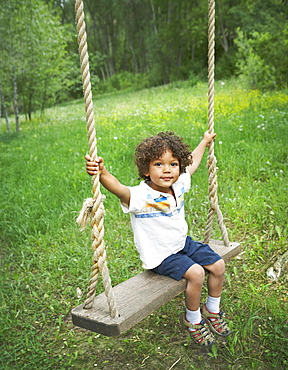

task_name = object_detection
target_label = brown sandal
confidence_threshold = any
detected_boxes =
[201,304,231,337]
[180,314,215,346]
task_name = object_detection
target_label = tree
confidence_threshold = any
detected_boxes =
[0,81,11,132]
[14,0,287,104]
[0,0,70,129]
[234,0,288,89]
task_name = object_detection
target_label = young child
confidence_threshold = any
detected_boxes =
[85,131,230,346]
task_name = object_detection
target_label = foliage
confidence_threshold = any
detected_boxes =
[1,0,288,130]
[0,0,71,122]
[0,81,287,369]
[233,0,288,89]
[235,28,288,90]
[51,0,288,99]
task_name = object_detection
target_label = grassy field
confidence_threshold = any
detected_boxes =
[0,80,287,369]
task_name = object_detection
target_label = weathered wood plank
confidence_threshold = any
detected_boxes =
[72,240,240,336]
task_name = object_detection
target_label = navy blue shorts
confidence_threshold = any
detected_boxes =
[150,236,222,281]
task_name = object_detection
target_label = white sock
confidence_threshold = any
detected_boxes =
[185,308,201,331]
[206,295,220,313]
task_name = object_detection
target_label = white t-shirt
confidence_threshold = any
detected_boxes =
[121,172,191,269]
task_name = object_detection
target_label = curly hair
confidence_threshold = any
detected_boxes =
[134,131,193,180]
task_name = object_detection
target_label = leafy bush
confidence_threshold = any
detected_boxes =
[235,28,288,90]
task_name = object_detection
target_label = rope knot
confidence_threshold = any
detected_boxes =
[76,195,106,231]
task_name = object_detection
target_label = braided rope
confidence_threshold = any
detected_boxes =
[74,0,118,317]
[204,0,230,247]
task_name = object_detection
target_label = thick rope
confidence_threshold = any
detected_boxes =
[204,0,230,247]
[74,0,118,317]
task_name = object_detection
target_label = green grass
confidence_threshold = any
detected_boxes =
[0,80,287,369]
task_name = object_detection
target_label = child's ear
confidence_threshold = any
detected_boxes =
[143,167,150,177]
[143,174,150,181]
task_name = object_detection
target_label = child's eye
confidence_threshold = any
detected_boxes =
[155,162,162,167]
[171,163,178,167]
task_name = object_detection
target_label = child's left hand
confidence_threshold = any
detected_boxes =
[203,131,216,146]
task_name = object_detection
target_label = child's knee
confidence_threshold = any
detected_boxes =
[184,263,205,283]
[213,258,225,275]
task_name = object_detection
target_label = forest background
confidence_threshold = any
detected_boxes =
[0,0,287,131]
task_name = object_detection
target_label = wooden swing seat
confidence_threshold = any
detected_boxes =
[72,240,240,337]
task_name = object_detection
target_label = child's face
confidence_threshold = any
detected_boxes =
[144,150,180,193]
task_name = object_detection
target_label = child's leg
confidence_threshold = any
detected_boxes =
[204,258,225,299]
[202,259,231,336]
[181,264,215,346]
[183,264,205,311]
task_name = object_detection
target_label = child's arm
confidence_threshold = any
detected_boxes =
[85,155,131,206]
[187,131,216,176]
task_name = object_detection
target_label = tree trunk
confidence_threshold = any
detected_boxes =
[129,42,139,73]
[100,67,106,81]
[28,92,33,121]
[167,0,172,24]
[216,2,229,53]
[41,79,48,115]
[0,82,11,133]
[177,46,183,68]
[149,0,158,35]
[12,74,20,132]
[191,43,195,61]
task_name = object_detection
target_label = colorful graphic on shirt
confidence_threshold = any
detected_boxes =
[135,189,185,219]
[146,196,170,213]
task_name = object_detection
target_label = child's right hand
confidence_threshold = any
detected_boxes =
[85,155,104,176]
